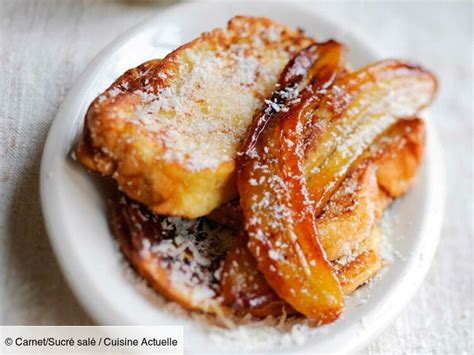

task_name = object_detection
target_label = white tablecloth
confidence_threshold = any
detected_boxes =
[1,1,472,353]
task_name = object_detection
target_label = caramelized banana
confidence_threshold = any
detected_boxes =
[317,163,381,261]
[303,60,436,214]
[239,41,347,323]
[221,225,382,316]
[221,118,425,317]
[220,234,297,317]
[335,227,382,295]
[369,118,426,197]
[210,118,426,233]
[220,163,379,317]
[318,118,426,259]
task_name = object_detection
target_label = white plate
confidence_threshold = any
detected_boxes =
[40,2,445,353]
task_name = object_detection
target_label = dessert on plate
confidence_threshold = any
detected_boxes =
[76,16,437,325]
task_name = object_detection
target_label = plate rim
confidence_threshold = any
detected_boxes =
[39,2,445,353]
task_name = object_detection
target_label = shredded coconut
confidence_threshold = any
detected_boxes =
[117,204,398,351]
[104,22,306,171]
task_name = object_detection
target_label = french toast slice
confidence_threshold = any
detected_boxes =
[112,196,236,314]
[76,16,314,218]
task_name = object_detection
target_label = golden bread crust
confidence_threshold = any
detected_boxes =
[112,197,236,314]
[77,16,314,217]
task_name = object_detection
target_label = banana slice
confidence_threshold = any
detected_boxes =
[220,118,425,317]
[303,60,436,214]
[238,41,348,323]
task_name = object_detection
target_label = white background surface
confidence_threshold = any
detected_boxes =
[0,1,472,353]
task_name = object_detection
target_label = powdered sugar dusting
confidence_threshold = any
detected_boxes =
[118,212,397,351]
[108,20,309,171]
[118,200,237,306]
